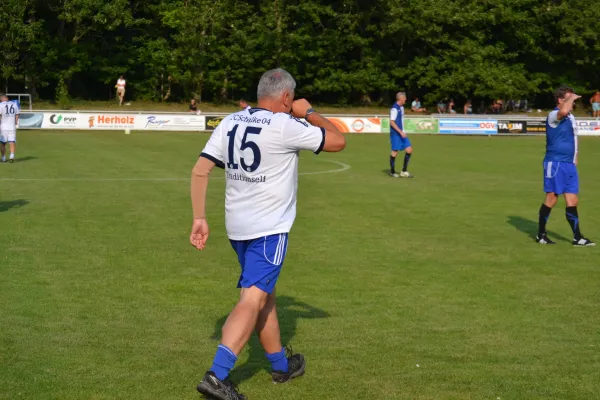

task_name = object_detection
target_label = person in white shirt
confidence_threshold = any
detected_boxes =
[0,94,20,163]
[191,68,345,400]
[239,99,251,110]
[115,75,126,106]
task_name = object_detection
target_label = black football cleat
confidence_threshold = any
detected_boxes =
[573,237,596,247]
[9,158,14,163]
[535,234,556,244]
[271,346,306,384]
[196,371,247,400]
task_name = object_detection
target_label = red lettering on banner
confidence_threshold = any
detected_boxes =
[479,122,495,129]
[97,115,134,125]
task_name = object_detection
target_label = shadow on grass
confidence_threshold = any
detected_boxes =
[211,295,329,384]
[0,199,29,212]
[14,156,37,163]
[507,215,571,243]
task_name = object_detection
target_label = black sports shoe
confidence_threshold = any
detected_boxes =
[535,234,556,244]
[196,371,247,400]
[271,345,306,384]
[8,158,14,163]
[573,237,596,247]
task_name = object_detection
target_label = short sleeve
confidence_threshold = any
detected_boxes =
[282,115,325,154]
[390,108,398,120]
[547,110,560,128]
[200,123,225,168]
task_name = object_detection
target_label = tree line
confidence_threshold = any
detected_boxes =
[1,0,599,107]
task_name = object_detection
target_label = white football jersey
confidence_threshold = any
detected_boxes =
[0,101,20,130]
[201,108,325,241]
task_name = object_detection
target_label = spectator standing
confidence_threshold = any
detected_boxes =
[115,75,126,106]
[590,91,600,118]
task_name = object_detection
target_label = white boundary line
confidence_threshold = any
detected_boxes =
[0,159,351,181]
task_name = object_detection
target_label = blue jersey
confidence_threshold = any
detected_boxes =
[545,107,578,163]
[390,103,404,134]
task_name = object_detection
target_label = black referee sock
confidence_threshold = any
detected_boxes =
[538,204,552,236]
[402,153,412,172]
[566,206,582,240]
[390,156,396,174]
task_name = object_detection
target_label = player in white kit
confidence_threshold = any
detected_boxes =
[0,94,20,163]
[191,69,346,400]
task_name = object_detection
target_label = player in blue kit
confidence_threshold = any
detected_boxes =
[536,86,595,246]
[389,92,413,178]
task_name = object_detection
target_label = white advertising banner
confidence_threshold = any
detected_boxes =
[327,117,383,133]
[39,112,206,131]
[576,120,600,136]
[134,114,206,131]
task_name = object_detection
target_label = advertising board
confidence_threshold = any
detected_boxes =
[576,120,600,136]
[498,120,527,134]
[404,118,439,134]
[439,119,497,134]
[526,120,545,133]
[328,117,382,133]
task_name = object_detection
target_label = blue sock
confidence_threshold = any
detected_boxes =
[266,347,288,373]
[210,344,238,380]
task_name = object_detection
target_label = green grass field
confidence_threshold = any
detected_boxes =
[1,131,599,400]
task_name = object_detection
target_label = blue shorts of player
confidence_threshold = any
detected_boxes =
[593,102,600,111]
[543,161,579,195]
[390,132,411,151]
[230,233,288,294]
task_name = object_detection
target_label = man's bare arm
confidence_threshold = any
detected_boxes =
[191,156,215,218]
[190,156,216,250]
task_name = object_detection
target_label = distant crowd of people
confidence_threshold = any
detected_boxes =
[408,98,530,115]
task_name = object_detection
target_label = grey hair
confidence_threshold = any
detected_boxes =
[396,92,406,100]
[257,68,296,100]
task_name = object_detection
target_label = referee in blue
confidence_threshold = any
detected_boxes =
[536,85,595,246]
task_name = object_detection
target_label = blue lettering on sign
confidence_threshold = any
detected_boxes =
[146,116,171,128]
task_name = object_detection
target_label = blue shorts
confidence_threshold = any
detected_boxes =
[543,161,579,195]
[593,103,600,111]
[229,233,288,294]
[390,132,411,151]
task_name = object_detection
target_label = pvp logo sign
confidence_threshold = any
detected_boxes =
[50,114,77,125]
[498,120,527,134]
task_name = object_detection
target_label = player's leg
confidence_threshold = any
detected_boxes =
[0,141,5,162]
[9,140,16,162]
[390,149,399,176]
[197,240,256,400]
[401,143,413,177]
[537,192,557,243]
[197,287,263,400]
[564,165,595,246]
[537,161,560,244]
[256,293,305,384]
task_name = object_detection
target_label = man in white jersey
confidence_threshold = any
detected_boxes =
[0,94,20,163]
[115,75,126,106]
[191,69,346,400]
